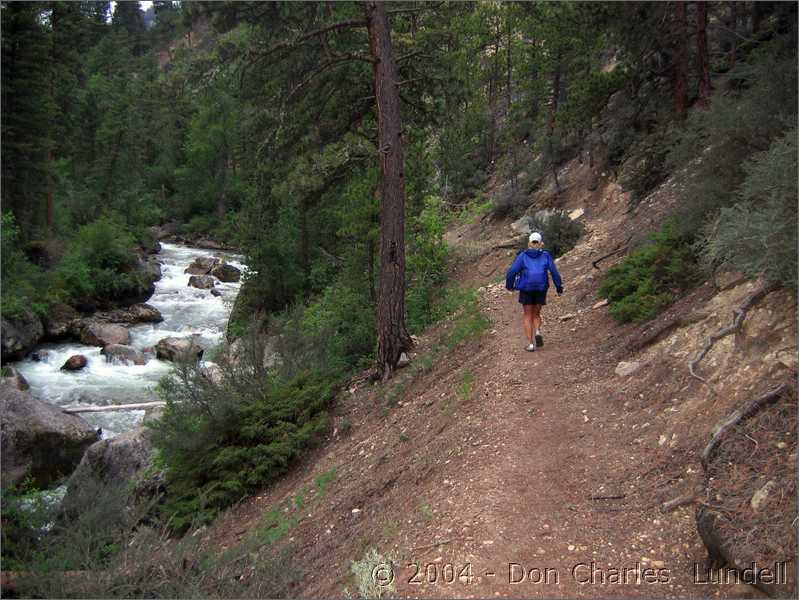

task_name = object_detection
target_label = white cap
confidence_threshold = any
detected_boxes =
[529,232,542,243]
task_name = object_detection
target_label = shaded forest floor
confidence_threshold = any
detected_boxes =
[200,166,790,599]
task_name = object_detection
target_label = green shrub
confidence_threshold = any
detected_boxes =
[700,128,798,289]
[149,349,337,533]
[526,209,585,258]
[600,223,703,323]
[668,34,797,238]
[53,216,138,302]
[0,213,49,316]
[407,195,450,332]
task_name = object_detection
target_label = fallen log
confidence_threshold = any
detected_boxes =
[701,383,789,469]
[64,402,166,414]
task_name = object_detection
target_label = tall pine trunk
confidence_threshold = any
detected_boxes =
[365,1,412,379]
[672,1,688,119]
[548,56,562,195]
[695,1,712,107]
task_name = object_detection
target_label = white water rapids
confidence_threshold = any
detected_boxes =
[13,243,246,438]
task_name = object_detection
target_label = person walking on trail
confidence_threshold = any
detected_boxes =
[505,231,563,352]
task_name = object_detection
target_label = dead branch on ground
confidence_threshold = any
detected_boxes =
[701,383,790,469]
[688,281,779,383]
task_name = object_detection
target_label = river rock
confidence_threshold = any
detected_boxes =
[210,288,223,297]
[0,386,100,489]
[196,238,225,250]
[155,337,204,362]
[42,302,81,339]
[210,262,241,283]
[94,303,163,325]
[61,426,163,520]
[61,355,89,371]
[149,222,179,241]
[1,366,30,391]
[188,275,216,289]
[80,322,130,347]
[185,256,219,276]
[102,344,147,366]
[1,309,44,362]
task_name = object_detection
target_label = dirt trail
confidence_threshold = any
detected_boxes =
[388,270,741,599]
[205,170,775,598]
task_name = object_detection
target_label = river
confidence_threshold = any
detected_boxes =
[13,243,246,438]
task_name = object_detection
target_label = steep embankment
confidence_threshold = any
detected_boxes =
[200,159,796,599]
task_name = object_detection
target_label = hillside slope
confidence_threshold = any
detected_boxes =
[201,162,796,599]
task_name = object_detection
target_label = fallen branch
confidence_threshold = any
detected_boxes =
[590,494,626,501]
[64,402,166,414]
[591,235,633,269]
[633,311,709,351]
[701,383,789,469]
[661,493,697,512]
[688,281,779,383]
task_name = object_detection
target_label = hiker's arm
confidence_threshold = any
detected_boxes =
[548,254,563,294]
[505,254,524,290]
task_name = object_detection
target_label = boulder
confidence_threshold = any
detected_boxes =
[510,215,534,235]
[184,256,219,276]
[196,238,225,250]
[80,322,130,347]
[91,255,162,308]
[31,350,51,362]
[149,222,179,241]
[155,337,204,362]
[102,344,147,366]
[615,361,642,377]
[210,288,223,297]
[1,367,30,391]
[61,355,88,371]
[0,386,100,489]
[200,363,224,384]
[210,262,241,283]
[42,302,81,339]
[188,275,216,289]
[94,303,163,325]
[1,309,44,362]
[61,426,163,519]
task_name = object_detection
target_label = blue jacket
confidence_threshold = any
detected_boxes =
[505,248,563,293]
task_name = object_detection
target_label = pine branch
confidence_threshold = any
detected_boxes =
[253,19,367,59]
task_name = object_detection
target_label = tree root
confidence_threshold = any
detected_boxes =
[591,235,633,270]
[688,281,779,383]
[661,493,698,512]
[701,382,790,469]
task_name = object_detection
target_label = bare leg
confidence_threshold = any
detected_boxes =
[531,305,542,338]
[522,305,534,344]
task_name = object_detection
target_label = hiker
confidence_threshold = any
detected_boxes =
[505,231,563,352]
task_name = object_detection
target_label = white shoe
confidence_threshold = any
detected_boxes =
[526,343,536,352]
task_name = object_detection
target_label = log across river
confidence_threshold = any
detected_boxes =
[12,243,246,437]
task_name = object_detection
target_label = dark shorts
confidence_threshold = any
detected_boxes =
[518,290,547,305]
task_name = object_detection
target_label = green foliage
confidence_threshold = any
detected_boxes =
[600,223,703,323]
[700,128,798,289]
[149,349,337,532]
[407,195,451,332]
[526,210,585,258]
[668,33,798,237]
[53,216,138,302]
[0,213,49,316]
